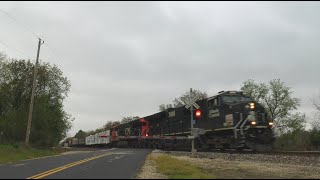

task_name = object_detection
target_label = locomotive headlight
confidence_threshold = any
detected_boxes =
[251,121,256,125]
[268,122,273,126]
[249,102,255,109]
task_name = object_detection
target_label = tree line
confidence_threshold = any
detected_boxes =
[0,53,73,147]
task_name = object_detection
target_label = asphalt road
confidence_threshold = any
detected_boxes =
[0,148,151,179]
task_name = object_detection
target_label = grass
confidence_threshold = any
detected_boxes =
[149,154,215,179]
[0,144,63,164]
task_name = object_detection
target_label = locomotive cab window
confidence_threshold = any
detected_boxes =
[208,97,220,107]
[208,99,214,107]
[222,95,250,103]
[215,98,220,106]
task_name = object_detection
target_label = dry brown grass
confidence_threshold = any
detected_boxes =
[137,152,320,179]
[175,155,320,179]
[136,154,168,179]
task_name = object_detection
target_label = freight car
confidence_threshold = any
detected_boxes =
[66,130,111,147]
[85,130,111,146]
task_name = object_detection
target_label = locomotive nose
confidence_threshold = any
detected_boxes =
[243,102,272,127]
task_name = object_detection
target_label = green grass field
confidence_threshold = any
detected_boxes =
[149,154,215,179]
[0,144,62,164]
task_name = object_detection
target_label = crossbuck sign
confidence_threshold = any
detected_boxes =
[185,95,200,110]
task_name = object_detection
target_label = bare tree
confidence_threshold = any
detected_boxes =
[0,52,6,61]
[173,89,208,108]
[159,104,173,111]
[311,92,320,130]
[311,117,320,131]
[159,89,207,111]
[313,93,320,113]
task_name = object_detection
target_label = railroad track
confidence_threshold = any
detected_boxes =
[160,148,320,157]
[258,150,320,157]
[69,146,320,157]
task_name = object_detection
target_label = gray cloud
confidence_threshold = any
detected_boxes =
[0,1,319,135]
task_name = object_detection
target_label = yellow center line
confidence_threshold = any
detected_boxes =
[26,153,112,179]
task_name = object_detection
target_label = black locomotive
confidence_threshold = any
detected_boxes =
[112,90,275,151]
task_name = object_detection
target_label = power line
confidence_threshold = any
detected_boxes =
[43,43,65,63]
[0,39,31,59]
[0,8,41,40]
[0,8,64,63]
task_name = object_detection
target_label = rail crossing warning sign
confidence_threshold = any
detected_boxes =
[185,95,200,110]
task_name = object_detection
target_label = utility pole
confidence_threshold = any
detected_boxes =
[190,88,195,156]
[25,38,44,147]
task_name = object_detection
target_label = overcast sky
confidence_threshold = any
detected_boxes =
[0,1,319,136]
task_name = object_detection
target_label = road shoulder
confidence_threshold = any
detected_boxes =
[137,149,320,179]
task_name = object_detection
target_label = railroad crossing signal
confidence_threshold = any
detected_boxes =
[185,102,199,110]
[184,88,200,156]
[185,95,200,110]
[194,109,202,119]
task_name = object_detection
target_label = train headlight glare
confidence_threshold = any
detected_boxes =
[249,103,255,109]
[251,121,256,125]
[268,122,273,126]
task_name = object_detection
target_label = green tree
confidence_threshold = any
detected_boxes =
[103,121,113,130]
[309,120,320,150]
[112,121,121,128]
[0,55,73,147]
[240,79,268,103]
[74,130,87,139]
[85,130,95,136]
[311,116,320,131]
[0,52,5,61]
[310,93,320,149]
[240,79,301,133]
[121,116,139,124]
[94,127,105,134]
[313,93,320,122]
[279,112,307,134]
[103,121,121,130]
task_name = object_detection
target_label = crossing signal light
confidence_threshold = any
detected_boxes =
[194,109,202,119]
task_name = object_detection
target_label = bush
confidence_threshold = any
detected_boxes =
[12,144,19,149]
[273,130,311,151]
[309,129,320,150]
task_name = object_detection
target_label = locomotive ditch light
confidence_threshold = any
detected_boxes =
[251,121,256,125]
[268,122,273,126]
[249,102,255,109]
